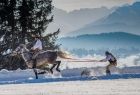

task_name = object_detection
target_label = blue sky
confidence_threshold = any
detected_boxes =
[53,0,139,12]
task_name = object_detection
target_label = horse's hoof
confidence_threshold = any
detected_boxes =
[56,68,61,72]
[50,69,53,74]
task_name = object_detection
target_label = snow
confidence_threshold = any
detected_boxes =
[0,79,140,95]
[0,71,140,95]
[63,53,140,68]
[0,66,140,84]
[0,54,140,95]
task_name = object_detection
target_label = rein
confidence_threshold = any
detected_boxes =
[18,51,33,55]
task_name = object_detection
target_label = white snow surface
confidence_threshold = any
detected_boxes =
[0,54,140,95]
[0,65,140,84]
[0,79,140,95]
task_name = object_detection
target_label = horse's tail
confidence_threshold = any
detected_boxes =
[57,50,73,59]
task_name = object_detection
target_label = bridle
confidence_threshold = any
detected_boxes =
[13,45,30,56]
[14,46,34,63]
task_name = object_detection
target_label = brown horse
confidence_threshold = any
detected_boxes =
[13,44,71,79]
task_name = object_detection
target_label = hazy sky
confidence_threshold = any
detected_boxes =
[53,0,138,12]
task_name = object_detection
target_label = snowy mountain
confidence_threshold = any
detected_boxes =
[46,7,115,36]
[67,2,140,36]
[58,32,140,50]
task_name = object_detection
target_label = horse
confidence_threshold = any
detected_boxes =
[12,44,71,79]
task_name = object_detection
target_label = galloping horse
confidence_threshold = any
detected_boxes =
[13,44,71,79]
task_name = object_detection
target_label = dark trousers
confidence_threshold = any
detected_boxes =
[106,60,117,75]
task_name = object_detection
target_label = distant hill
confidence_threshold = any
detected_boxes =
[58,32,140,50]
[67,2,140,36]
[46,7,115,36]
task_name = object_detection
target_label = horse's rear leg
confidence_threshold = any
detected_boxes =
[33,69,38,79]
[50,64,57,74]
[50,61,61,74]
[56,61,61,72]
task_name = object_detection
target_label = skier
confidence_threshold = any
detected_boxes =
[99,51,117,75]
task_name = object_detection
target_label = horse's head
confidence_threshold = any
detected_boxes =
[12,44,28,56]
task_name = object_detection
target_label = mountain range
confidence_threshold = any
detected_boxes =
[58,32,140,50]
[46,7,115,36]
[67,2,140,36]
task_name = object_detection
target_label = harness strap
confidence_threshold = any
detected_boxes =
[25,59,32,63]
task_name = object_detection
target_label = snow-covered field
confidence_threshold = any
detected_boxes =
[0,79,140,95]
[0,54,140,95]
[0,67,140,95]
[0,66,140,84]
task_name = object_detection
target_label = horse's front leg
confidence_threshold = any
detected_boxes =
[33,68,38,79]
[32,58,38,79]
[38,70,46,75]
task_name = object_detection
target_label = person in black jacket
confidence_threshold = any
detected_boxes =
[100,51,117,75]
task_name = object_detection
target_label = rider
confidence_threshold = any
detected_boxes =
[31,34,43,51]
[99,51,117,75]
[31,34,43,68]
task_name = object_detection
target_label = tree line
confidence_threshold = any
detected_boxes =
[0,0,59,70]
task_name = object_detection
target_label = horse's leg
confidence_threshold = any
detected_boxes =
[33,59,37,68]
[50,63,57,74]
[56,61,61,72]
[32,59,38,79]
[33,68,38,79]
[38,70,46,75]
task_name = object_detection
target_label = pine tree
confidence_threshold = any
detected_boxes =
[18,0,54,43]
[0,0,17,54]
[0,0,60,70]
[0,0,55,53]
[43,29,60,50]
